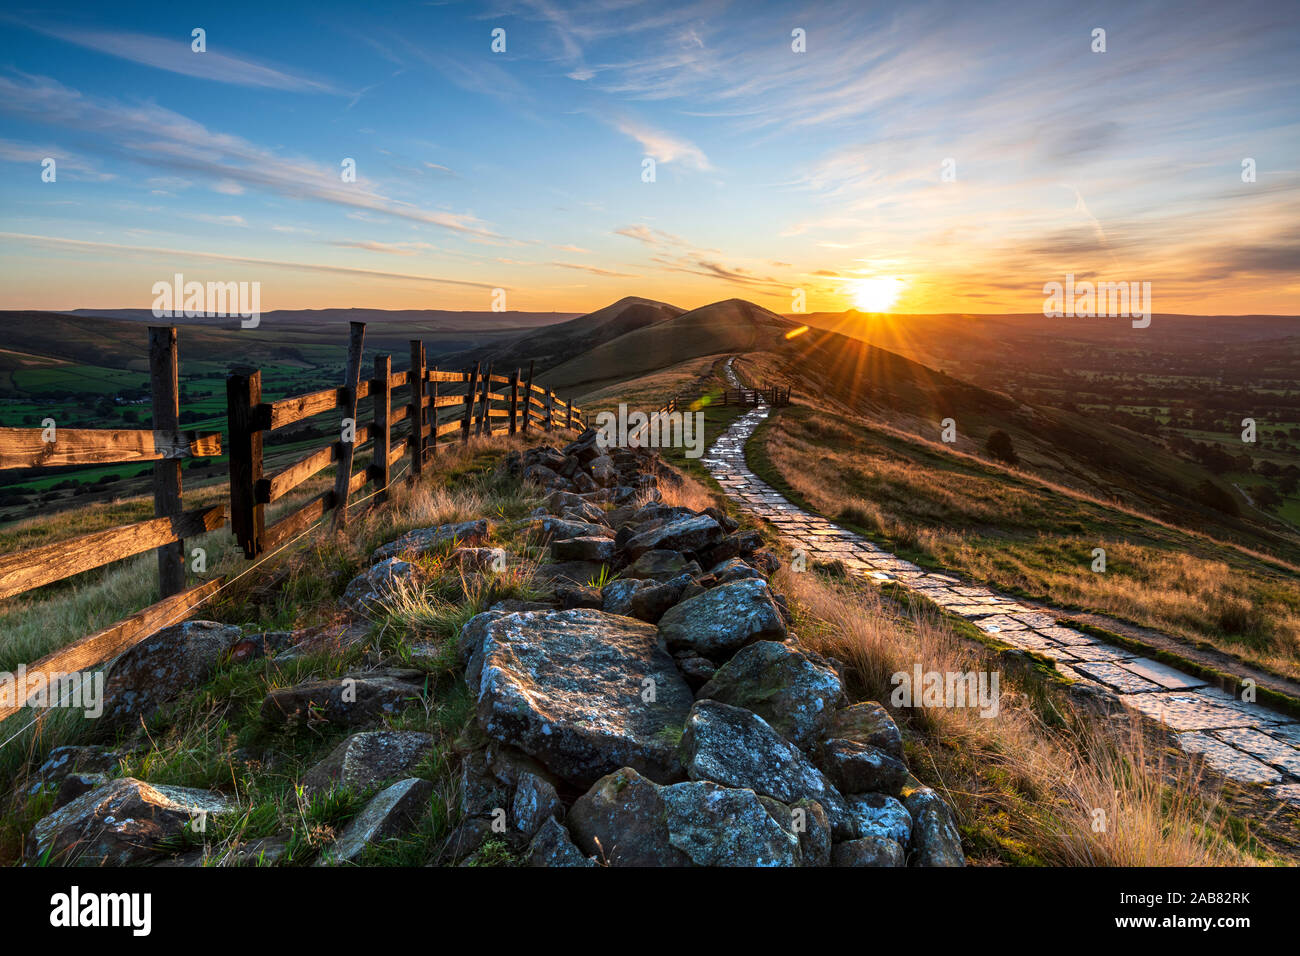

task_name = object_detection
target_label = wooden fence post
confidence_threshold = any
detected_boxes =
[372,353,391,502]
[429,365,439,458]
[509,368,520,434]
[565,398,573,433]
[227,367,264,558]
[148,326,185,597]
[332,321,366,532]
[409,340,425,476]
[546,388,555,432]
[475,362,493,437]
[522,361,535,435]
[462,362,480,444]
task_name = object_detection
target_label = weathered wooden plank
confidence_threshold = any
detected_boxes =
[427,370,469,383]
[263,491,333,551]
[486,407,509,417]
[409,340,426,476]
[430,394,463,409]
[462,362,480,444]
[0,578,225,722]
[435,418,463,437]
[0,427,221,470]
[0,505,225,601]
[509,368,520,435]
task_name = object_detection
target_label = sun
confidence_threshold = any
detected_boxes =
[851,276,906,312]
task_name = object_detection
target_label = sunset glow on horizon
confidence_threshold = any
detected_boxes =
[0,1,1296,316]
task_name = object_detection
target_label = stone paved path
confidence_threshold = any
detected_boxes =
[702,359,1300,804]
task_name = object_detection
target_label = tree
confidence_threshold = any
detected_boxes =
[985,429,1018,465]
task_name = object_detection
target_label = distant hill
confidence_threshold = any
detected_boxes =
[448,296,685,380]
[63,307,577,333]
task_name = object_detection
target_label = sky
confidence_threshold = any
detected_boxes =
[0,0,1297,316]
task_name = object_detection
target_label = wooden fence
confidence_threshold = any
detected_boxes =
[0,322,585,723]
[717,386,792,407]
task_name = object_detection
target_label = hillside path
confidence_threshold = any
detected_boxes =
[702,359,1300,805]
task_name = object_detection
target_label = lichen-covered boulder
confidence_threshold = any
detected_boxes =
[709,557,763,584]
[625,514,724,559]
[628,573,693,623]
[551,535,617,562]
[601,578,655,615]
[474,609,695,787]
[319,777,433,865]
[624,549,702,581]
[828,701,904,760]
[790,798,832,867]
[659,781,800,866]
[844,792,912,844]
[820,738,909,795]
[28,777,234,866]
[527,818,599,867]
[833,835,905,867]
[511,771,563,839]
[566,767,691,866]
[534,517,615,542]
[301,731,434,795]
[102,621,243,725]
[696,640,842,748]
[340,558,417,613]
[679,700,849,834]
[658,579,787,658]
[372,519,489,562]
[262,669,425,730]
[904,786,965,866]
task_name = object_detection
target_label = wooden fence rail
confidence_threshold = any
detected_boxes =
[0,321,587,724]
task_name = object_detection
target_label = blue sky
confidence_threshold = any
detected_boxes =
[0,0,1297,314]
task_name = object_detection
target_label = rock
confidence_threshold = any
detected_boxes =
[561,501,607,525]
[319,777,433,865]
[474,609,695,787]
[588,456,618,487]
[833,836,906,867]
[702,507,739,533]
[554,582,602,609]
[102,621,243,725]
[567,767,691,866]
[624,549,702,581]
[535,516,616,542]
[437,818,495,865]
[696,640,842,748]
[749,550,781,576]
[54,772,107,810]
[829,701,904,761]
[27,746,120,798]
[601,578,655,615]
[820,739,909,795]
[572,471,599,494]
[272,622,371,663]
[451,547,501,572]
[229,630,296,663]
[523,463,564,487]
[904,787,965,866]
[677,656,717,691]
[790,798,832,867]
[625,515,724,559]
[699,530,763,568]
[526,817,599,867]
[459,750,508,818]
[300,731,433,795]
[679,700,848,833]
[262,669,425,730]
[709,557,763,583]
[843,793,912,844]
[28,777,234,866]
[511,771,563,838]
[627,573,692,623]
[658,578,787,659]
[551,535,617,562]
[340,558,417,613]
[660,781,800,866]
[372,519,489,562]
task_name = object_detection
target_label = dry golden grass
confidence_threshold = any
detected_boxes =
[779,566,1255,866]
[759,411,1300,679]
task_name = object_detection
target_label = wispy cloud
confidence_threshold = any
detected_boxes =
[27,24,341,93]
[610,116,710,170]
